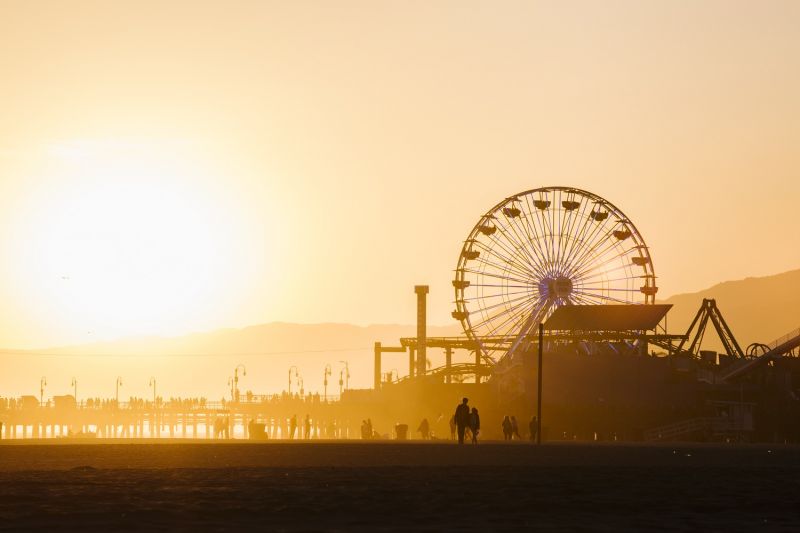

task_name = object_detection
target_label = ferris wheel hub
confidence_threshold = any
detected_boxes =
[540,276,574,300]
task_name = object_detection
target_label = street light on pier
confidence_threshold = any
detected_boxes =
[323,364,332,400]
[40,377,47,406]
[149,377,157,406]
[71,377,77,403]
[298,376,304,397]
[234,364,246,403]
[288,366,298,395]
[339,361,350,391]
[115,376,123,406]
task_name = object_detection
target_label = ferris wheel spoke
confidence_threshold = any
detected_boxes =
[480,300,540,339]
[554,196,586,271]
[577,286,642,292]
[459,288,535,302]
[468,283,532,289]
[576,272,643,285]
[470,290,541,319]
[472,253,539,284]
[531,199,557,271]
[571,289,638,305]
[470,293,544,335]
[562,216,618,277]
[503,209,552,275]
[557,202,599,276]
[575,262,639,286]
[461,267,536,287]
[472,239,541,280]
[519,195,558,272]
[562,203,622,270]
[571,243,639,282]
[477,230,549,280]
[568,233,630,279]
[569,214,634,276]
[484,296,550,340]
[520,194,552,271]
[491,216,549,277]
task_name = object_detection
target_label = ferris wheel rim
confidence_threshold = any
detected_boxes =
[453,186,657,358]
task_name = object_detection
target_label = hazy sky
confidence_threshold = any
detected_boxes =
[1,0,799,348]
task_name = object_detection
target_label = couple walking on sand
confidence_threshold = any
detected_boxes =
[454,398,480,445]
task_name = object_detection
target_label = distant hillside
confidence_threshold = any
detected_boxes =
[0,322,464,398]
[35,322,464,356]
[659,268,800,353]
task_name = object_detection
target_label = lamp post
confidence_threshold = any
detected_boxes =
[149,377,157,406]
[70,377,77,403]
[339,361,350,390]
[234,364,246,403]
[288,366,298,395]
[298,376,304,397]
[40,377,47,406]
[115,376,123,406]
[323,364,332,400]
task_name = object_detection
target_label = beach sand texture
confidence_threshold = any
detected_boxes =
[1,442,798,531]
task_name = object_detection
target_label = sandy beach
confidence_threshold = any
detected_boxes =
[1,441,798,531]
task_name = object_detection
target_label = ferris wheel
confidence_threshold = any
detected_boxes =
[452,186,657,362]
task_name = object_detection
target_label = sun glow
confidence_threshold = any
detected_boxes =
[6,139,268,345]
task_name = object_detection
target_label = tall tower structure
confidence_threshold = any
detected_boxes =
[415,285,428,378]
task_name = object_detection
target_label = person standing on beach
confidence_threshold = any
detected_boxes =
[417,418,430,440]
[304,414,311,439]
[290,414,298,440]
[454,398,470,444]
[511,416,521,439]
[502,415,512,440]
[469,408,480,445]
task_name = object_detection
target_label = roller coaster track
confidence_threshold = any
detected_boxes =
[719,326,800,382]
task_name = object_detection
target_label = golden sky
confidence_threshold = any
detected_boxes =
[1,0,799,349]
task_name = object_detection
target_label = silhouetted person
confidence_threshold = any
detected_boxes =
[502,415,512,440]
[449,415,456,440]
[511,416,521,439]
[290,414,298,440]
[361,420,369,439]
[454,398,470,444]
[304,414,311,439]
[469,408,480,445]
[417,418,430,440]
[529,416,538,442]
[367,418,373,439]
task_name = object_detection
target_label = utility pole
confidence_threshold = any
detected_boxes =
[537,323,543,445]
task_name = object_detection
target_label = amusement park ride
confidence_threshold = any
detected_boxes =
[374,186,800,413]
